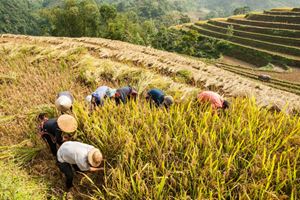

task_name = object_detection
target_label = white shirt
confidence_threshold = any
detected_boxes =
[57,141,94,171]
[93,86,109,99]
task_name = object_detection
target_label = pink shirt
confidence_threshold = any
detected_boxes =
[198,91,224,110]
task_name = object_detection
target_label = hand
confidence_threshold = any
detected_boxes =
[89,167,104,172]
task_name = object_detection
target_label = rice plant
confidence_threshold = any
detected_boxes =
[0,35,300,199]
[71,98,300,199]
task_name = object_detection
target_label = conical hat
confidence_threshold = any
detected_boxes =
[88,148,103,167]
[55,96,72,112]
[85,95,92,103]
[57,114,78,133]
[164,96,174,106]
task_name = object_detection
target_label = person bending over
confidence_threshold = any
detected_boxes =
[38,114,78,156]
[56,141,103,190]
[112,86,138,105]
[146,88,174,109]
[55,91,74,113]
[87,86,116,110]
[197,91,230,110]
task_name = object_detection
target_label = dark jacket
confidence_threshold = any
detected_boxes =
[115,86,137,105]
[42,119,63,145]
[147,89,165,107]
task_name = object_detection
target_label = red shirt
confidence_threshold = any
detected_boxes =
[198,91,224,110]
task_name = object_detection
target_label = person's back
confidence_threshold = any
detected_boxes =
[198,91,224,110]
[56,141,103,191]
[90,86,110,107]
[147,89,165,107]
[93,86,109,99]
[115,86,137,105]
[57,141,94,171]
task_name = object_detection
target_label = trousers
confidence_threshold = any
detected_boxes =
[57,161,82,190]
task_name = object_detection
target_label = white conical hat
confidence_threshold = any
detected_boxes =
[55,96,72,112]
[85,95,92,103]
[57,114,78,133]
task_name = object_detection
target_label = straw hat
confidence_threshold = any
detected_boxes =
[55,96,72,112]
[88,148,103,167]
[57,114,78,133]
[163,96,174,107]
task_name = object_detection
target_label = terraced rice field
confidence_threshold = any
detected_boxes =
[185,7,300,68]
[1,34,299,113]
[1,34,300,199]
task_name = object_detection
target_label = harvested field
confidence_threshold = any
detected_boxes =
[220,56,300,83]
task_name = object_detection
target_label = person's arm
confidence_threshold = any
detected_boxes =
[89,167,104,172]
[120,93,126,104]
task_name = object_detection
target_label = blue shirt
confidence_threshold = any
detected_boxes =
[147,89,165,107]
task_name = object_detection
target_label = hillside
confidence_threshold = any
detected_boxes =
[195,0,300,18]
[183,7,300,69]
[0,34,300,199]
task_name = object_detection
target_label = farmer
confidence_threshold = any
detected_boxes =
[57,141,103,190]
[197,91,230,110]
[38,114,78,156]
[87,86,116,110]
[55,91,74,113]
[146,88,174,108]
[111,86,138,105]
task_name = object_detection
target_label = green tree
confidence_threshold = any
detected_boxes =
[43,0,101,37]
[99,4,117,23]
[233,6,251,15]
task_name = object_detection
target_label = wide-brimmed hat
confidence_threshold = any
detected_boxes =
[88,148,103,167]
[55,96,72,112]
[57,114,78,133]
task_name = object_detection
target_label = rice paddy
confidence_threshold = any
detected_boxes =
[0,34,299,199]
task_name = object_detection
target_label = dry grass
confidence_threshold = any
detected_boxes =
[0,34,299,199]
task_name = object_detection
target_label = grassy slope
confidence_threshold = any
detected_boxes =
[0,160,47,200]
[0,35,299,199]
[0,41,91,198]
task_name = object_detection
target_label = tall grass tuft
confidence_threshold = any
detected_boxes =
[0,140,42,165]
